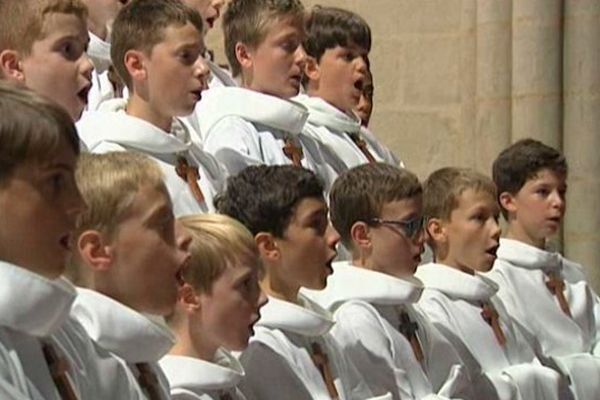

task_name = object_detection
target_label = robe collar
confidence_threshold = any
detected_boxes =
[199,87,308,135]
[160,349,244,393]
[71,288,175,363]
[206,59,238,88]
[496,238,586,281]
[303,261,423,310]
[78,98,191,154]
[0,261,76,337]
[415,262,498,303]
[294,94,362,135]
[256,294,334,337]
[87,31,112,74]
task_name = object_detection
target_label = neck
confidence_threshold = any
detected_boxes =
[126,94,173,133]
[169,318,217,361]
[434,255,475,275]
[260,272,299,304]
[88,20,108,42]
[505,221,546,249]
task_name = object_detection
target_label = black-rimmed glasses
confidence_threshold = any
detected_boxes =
[367,216,425,239]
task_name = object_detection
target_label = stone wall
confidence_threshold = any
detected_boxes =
[205,0,600,290]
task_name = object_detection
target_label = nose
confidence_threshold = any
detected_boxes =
[175,220,193,252]
[194,55,210,89]
[295,44,307,68]
[66,180,86,226]
[326,224,341,249]
[490,218,501,241]
[356,55,368,74]
[80,52,94,81]
[256,287,268,310]
[551,189,566,212]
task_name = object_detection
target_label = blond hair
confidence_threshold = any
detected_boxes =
[74,152,167,238]
[0,81,79,183]
[179,214,260,294]
[423,167,496,221]
[0,0,87,56]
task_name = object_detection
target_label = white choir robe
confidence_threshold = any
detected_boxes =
[192,86,331,182]
[160,349,247,400]
[239,294,392,400]
[207,59,238,89]
[293,95,402,181]
[71,288,174,399]
[303,262,473,400]
[0,261,122,399]
[86,32,119,112]
[415,263,571,400]
[486,238,600,400]
[77,98,227,217]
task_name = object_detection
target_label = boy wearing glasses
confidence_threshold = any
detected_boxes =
[304,163,473,400]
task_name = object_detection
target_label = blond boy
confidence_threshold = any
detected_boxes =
[416,167,570,400]
[295,6,400,189]
[77,0,227,217]
[0,83,107,399]
[161,214,267,400]
[304,163,473,400]
[67,151,191,399]
[0,0,93,121]
[193,0,328,177]
[487,139,600,400]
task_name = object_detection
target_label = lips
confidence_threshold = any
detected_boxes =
[77,83,91,105]
[485,244,499,258]
[190,89,203,102]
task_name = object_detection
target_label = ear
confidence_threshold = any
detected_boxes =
[0,50,24,82]
[77,230,113,272]
[255,232,279,262]
[498,192,517,216]
[350,221,371,250]
[425,217,446,244]
[303,56,320,82]
[123,49,147,83]
[177,283,201,313]
[235,42,253,71]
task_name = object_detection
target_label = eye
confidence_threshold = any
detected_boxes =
[49,172,65,194]
[281,39,299,53]
[535,187,550,197]
[59,40,83,61]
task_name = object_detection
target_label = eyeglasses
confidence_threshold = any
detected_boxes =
[367,216,425,239]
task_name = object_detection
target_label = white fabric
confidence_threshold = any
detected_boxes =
[303,262,473,400]
[160,349,246,400]
[77,98,227,217]
[207,60,238,89]
[192,87,328,177]
[71,288,174,399]
[487,238,600,400]
[415,263,569,400]
[0,261,109,399]
[239,294,391,400]
[293,94,402,188]
[86,32,118,112]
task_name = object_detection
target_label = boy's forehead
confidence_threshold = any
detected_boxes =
[528,167,567,186]
[454,188,497,211]
[159,21,205,48]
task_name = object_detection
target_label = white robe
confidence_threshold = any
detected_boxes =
[71,288,174,399]
[486,238,600,400]
[160,349,247,400]
[239,294,391,400]
[302,262,473,400]
[77,98,227,217]
[293,94,402,178]
[207,59,238,89]
[0,261,109,399]
[86,32,119,112]
[415,263,569,400]
[193,87,330,180]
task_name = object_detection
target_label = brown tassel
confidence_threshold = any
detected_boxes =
[546,272,572,317]
[310,342,340,399]
[175,157,204,204]
[283,137,304,167]
[480,302,506,346]
[348,132,376,163]
[41,341,78,400]
[398,310,424,362]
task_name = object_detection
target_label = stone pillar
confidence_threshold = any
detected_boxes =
[563,0,600,291]
[511,0,563,149]
[473,0,512,173]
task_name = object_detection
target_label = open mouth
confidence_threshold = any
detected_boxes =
[547,216,561,224]
[175,268,186,286]
[353,77,365,92]
[485,245,499,258]
[190,89,203,101]
[77,84,91,105]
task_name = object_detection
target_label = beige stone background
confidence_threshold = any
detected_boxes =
[205,0,600,291]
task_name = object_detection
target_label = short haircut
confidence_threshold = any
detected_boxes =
[330,163,422,248]
[0,82,79,184]
[223,0,305,77]
[304,6,371,62]
[424,167,496,221]
[215,165,324,237]
[0,0,87,56]
[493,138,567,217]
[179,214,260,294]
[74,151,167,239]
[110,0,204,88]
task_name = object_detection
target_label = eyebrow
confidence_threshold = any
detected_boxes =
[142,203,172,225]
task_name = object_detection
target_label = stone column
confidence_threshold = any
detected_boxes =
[563,0,600,291]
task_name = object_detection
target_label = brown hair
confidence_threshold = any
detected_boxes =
[0,0,87,56]
[110,0,204,88]
[223,0,304,77]
[330,163,422,248]
[0,82,79,184]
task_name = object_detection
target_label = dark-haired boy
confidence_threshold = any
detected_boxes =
[295,6,400,189]
[416,167,570,400]
[77,0,227,217]
[487,138,600,400]
[304,163,473,400]
[217,165,390,399]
